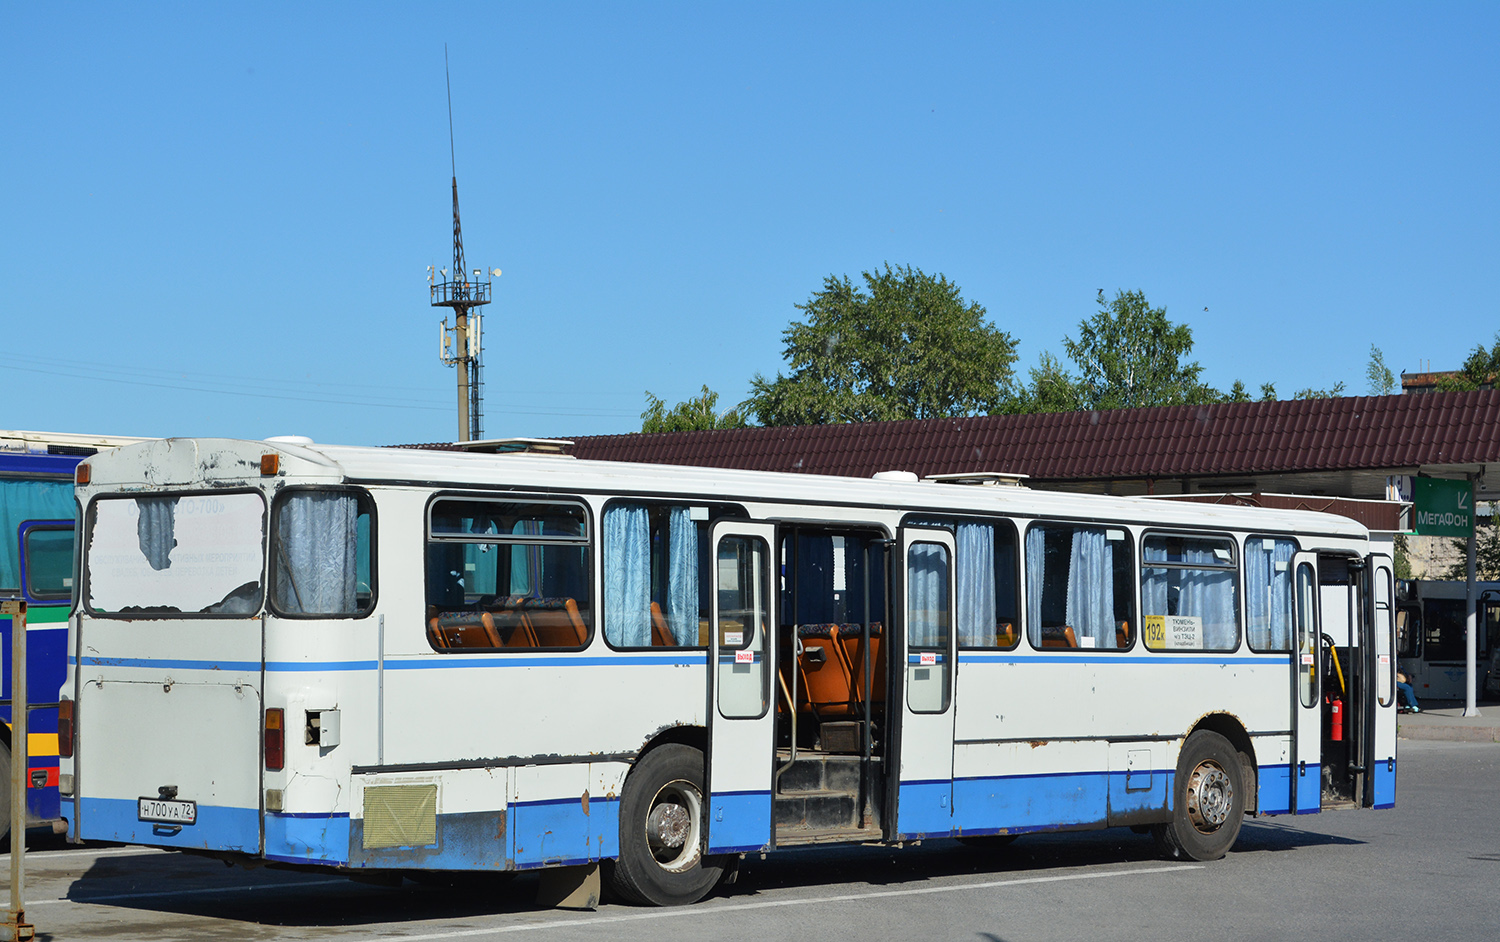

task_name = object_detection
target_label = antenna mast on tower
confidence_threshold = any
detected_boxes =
[430,45,494,443]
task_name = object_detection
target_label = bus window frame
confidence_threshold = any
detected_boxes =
[598,498,743,652]
[1243,533,1300,654]
[266,485,378,620]
[902,513,1021,651]
[80,487,269,620]
[1138,528,1243,655]
[1023,519,1138,654]
[422,491,595,653]
[20,519,75,603]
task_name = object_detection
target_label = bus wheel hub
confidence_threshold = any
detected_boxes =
[648,803,691,849]
[1186,763,1232,831]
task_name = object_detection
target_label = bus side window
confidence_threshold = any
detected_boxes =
[270,489,375,618]
[425,498,592,652]
[1025,523,1135,651]
[601,502,723,649]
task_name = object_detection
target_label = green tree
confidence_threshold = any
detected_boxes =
[1438,333,1500,391]
[745,265,1019,426]
[641,385,747,433]
[1008,352,1083,414]
[1291,382,1347,400]
[1443,502,1500,581]
[1059,289,1214,410]
[1367,345,1396,395]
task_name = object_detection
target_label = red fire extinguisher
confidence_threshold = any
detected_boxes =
[1328,695,1344,742]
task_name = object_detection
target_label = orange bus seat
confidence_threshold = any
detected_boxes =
[841,622,885,704]
[650,602,677,647]
[1116,620,1131,650]
[796,624,856,716]
[995,621,1016,647]
[1040,625,1078,649]
[520,596,588,647]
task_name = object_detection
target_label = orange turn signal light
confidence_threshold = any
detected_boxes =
[75,463,91,485]
[260,454,280,476]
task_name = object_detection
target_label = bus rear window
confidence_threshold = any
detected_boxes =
[85,493,266,615]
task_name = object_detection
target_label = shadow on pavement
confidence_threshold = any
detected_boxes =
[61,820,1361,929]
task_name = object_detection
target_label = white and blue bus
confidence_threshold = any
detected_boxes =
[61,437,1396,905]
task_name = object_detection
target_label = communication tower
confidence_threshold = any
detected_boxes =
[430,49,495,443]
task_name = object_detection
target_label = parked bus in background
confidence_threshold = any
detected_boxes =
[62,437,1397,905]
[1396,578,1500,701]
[0,430,143,839]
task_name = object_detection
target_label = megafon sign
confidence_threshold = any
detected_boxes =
[1413,477,1474,537]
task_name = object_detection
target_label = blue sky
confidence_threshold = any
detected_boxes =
[3,2,1496,446]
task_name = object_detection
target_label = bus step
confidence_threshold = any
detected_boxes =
[774,789,860,832]
[776,754,863,795]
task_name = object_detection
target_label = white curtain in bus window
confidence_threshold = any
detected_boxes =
[666,507,699,645]
[1141,535,1238,651]
[1245,537,1295,651]
[87,493,265,615]
[907,542,949,648]
[271,491,363,615]
[1026,524,1128,649]
[955,523,995,647]
[603,503,703,648]
[603,504,651,647]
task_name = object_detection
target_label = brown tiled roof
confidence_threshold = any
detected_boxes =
[563,390,1500,482]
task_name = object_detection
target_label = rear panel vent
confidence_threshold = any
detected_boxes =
[362,784,438,848]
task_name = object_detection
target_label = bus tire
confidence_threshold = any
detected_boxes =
[609,744,724,906]
[1153,730,1244,861]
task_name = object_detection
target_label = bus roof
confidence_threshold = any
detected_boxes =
[81,437,1373,543]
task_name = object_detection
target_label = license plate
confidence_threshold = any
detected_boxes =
[138,797,197,825]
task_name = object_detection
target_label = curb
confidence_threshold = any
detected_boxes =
[1398,724,1500,743]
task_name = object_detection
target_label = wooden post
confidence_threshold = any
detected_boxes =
[2,599,34,941]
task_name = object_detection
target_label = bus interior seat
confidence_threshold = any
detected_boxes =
[842,622,885,703]
[649,602,677,647]
[995,621,1016,647]
[428,609,521,649]
[1116,620,1131,649]
[796,624,856,716]
[518,596,588,647]
[1040,625,1078,648]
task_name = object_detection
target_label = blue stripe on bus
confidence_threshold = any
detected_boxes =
[77,797,258,852]
[71,654,703,672]
[707,789,772,854]
[512,796,621,868]
[960,654,1281,666]
[1296,764,1322,814]
[1257,763,1292,815]
[266,812,351,865]
[1372,758,1396,810]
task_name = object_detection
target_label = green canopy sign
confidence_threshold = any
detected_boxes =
[1413,477,1474,537]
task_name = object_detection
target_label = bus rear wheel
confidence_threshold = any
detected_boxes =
[609,744,725,906]
[1153,730,1244,862]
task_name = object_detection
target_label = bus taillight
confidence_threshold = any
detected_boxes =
[58,698,74,758]
[264,708,285,771]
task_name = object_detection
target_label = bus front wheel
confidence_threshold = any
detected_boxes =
[609,744,725,906]
[1153,730,1244,861]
